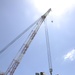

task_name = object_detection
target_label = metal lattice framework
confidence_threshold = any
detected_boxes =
[3,8,52,75]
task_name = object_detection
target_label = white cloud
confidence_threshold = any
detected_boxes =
[32,0,75,17]
[64,49,75,61]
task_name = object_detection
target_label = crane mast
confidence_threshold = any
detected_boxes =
[5,8,51,75]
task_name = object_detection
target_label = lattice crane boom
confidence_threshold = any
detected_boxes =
[5,8,51,75]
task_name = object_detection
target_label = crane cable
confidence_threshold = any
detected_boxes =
[44,20,53,75]
[0,18,40,55]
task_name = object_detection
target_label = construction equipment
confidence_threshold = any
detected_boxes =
[35,72,46,75]
[1,8,52,75]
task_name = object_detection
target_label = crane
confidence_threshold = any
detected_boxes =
[2,8,52,75]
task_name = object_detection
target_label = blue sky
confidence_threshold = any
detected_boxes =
[0,0,75,75]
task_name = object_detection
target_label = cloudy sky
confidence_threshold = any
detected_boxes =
[0,0,75,75]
